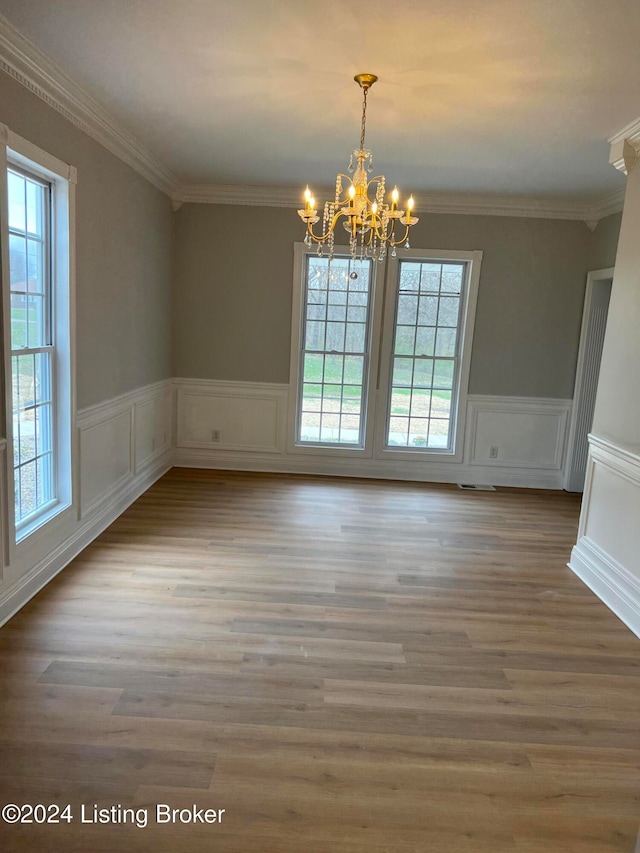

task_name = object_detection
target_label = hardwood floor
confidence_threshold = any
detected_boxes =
[0,469,639,852]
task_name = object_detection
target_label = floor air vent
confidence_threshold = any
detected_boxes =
[457,484,496,491]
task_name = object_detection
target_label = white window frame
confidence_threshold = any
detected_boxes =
[374,248,482,463]
[287,243,384,458]
[288,244,482,464]
[0,125,77,554]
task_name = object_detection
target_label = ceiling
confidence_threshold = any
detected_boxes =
[1,0,639,201]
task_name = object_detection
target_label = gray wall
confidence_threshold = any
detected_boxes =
[173,203,620,399]
[173,204,297,384]
[0,70,173,419]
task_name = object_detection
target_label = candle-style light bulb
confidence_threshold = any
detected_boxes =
[304,186,311,202]
[391,186,399,204]
[407,196,414,212]
[371,201,378,214]
[309,196,315,210]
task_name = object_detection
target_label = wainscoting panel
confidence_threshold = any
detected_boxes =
[570,434,640,638]
[0,380,172,627]
[176,379,288,454]
[174,381,572,489]
[135,389,172,474]
[466,396,571,470]
[79,408,133,518]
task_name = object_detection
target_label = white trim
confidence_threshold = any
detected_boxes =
[173,377,288,394]
[586,433,640,484]
[286,245,385,459]
[569,536,640,639]
[374,248,482,464]
[0,13,177,195]
[172,447,567,489]
[609,114,640,175]
[1,126,78,567]
[172,183,625,224]
[609,114,640,147]
[565,269,614,491]
[588,189,625,221]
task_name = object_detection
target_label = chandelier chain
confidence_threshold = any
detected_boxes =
[360,87,368,151]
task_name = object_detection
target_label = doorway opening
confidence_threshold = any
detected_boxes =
[565,268,614,492]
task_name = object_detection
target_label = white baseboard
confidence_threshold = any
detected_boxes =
[172,448,566,488]
[569,536,640,639]
[0,452,171,628]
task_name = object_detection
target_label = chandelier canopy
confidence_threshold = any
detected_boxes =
[298,74,418,262]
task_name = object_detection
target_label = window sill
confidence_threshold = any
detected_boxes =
[16,498,68,543]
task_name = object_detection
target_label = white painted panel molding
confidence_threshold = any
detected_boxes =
[569,434,640,638]
[79,379,174,517]
[176,379,288,454]
[0,379,172,627]
[135,389,172,474]
[80,409,133,517]
[174,381,572,489]
[466,396,571,470]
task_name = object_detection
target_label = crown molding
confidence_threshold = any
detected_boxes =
[585,188,626,222]
[609,114,640,175]
[172,183,625,224]
[0,13,178,195]
[174,184,306,208]
[0,11,628,220]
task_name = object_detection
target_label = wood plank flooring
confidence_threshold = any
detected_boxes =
[0,469,639,852]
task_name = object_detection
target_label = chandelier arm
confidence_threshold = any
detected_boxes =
[387,224,411,247]
[305,209,353,243]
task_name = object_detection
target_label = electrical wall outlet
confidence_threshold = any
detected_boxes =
[212,429,221,442]
[489,445,499,459]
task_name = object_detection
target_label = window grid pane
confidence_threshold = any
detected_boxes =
[386,261,465,451]
[298,256,372,446]
[8,167,55,524]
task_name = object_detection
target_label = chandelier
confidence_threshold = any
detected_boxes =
[298,73,418,262]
